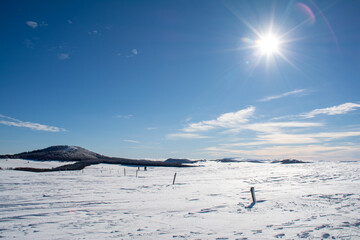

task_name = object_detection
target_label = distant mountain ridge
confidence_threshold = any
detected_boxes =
[0,146,311,173]
[0,145,108,162]
[0,145,196,170]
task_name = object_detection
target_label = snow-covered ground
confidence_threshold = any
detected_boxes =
[0,159,76,169]
[1,159,359,239]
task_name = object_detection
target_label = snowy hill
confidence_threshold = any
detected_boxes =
[0,145,108,162]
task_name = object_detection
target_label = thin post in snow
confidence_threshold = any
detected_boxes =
[124,168,126,176]
[173,173,177,185]
[136,170,138,178]
[250,187,256,203]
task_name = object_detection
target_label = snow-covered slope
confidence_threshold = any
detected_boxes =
[1,160,359,239]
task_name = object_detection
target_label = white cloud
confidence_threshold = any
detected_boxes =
[116,114,133,119]
[88,30,99,35]
[301,102,360,118]
[183,106,255,132]
[259,89,308,102]
[242,121,322,133]
[314,131,360,139]
[123,139,140,144]
[0,114,66,132]
[124,49,139,58]
[167,133,209,139]
[58,53,69,60]
[26,21,38,28]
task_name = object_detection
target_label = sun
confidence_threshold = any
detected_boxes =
[256,33,281,56]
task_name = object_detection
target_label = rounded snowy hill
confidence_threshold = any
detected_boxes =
[0,145,107,162]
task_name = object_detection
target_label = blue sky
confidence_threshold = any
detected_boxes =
[1,0,359,161]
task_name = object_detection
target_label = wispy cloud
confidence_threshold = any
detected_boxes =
[116,114,133,119]
[301,102,360,118]
[183,106,255,132]
[242,121,322,133]
[123,139,140,144]
[68,20,73,24]
[147,127,157,130]
[122,49,140,58]
[26,21,38,28]
[167,133,209,139]
[259,89,308,102]
[58,53,69,60]
[88,30,99,35]
[0,114,66,132]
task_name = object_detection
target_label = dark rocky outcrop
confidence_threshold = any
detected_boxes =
[272,159,311,164]
[214,158,240,163]
[165,158,198,164]
[213,158,264,163]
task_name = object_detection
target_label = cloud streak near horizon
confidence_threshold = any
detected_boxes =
[123,139,140,144]
[0,114,66,132]
[116,114,133,119]
[167,133,209,139]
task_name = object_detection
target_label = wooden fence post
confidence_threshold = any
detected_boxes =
[173,173,177,185]
[250,187,256,203]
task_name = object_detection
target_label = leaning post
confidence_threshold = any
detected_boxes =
[173,173,177,185]
[250,187,256,203]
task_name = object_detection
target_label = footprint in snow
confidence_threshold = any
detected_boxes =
[198,208,217,213]
[274,233,285,238]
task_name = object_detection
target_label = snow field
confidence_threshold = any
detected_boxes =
[0,160,359,239]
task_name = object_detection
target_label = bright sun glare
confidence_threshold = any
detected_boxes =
[256,34,281,56]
